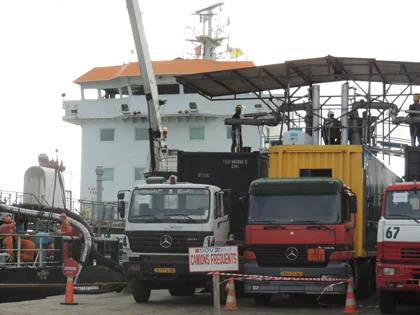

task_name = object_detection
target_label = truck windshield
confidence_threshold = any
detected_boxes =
[385,190,420,220]
[249,194,341,224]
[128,188,211,223]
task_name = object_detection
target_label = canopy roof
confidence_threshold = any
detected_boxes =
[175,55,420,98]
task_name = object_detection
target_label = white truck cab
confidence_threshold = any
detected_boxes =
[118,175,232,303]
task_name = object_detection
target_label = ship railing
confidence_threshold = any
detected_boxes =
[0,233,120,268]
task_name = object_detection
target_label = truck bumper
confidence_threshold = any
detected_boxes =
[244,260,350,295]
[377,262,420,292]
[122,258,208,288]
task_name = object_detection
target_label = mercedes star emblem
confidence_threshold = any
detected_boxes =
[285,247,299,260]
[160,235,172,248]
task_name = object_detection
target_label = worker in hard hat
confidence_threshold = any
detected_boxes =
[322,111,341,144]
[56,213,72,260]
[231,105,244,152]
[19,233,36,263]
[0,217,17,262]
[409,94,420,146]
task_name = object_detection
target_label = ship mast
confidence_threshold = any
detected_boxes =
[186,2,228,60]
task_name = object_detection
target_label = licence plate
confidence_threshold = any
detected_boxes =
[281,271,303,276]
[308,248,325,261]
[154,268,176,273]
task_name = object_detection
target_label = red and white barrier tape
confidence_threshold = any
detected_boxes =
[208,272,346,282]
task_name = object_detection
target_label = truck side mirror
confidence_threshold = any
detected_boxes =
[118,200,126,219]
[222,189,232,198]
[349,195,357,214]
[118,192,125,200]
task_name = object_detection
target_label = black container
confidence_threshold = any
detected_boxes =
[177,151,269,240]
[405,146,420,181]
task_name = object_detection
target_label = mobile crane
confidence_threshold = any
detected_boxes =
[125,0,170,177]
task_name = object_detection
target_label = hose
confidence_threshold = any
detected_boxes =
[0,204,92,284]
[3,203,122,274]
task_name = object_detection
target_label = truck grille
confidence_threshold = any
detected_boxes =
[125,231,213,254]
[401,247,420,259]
[384,243,420,261]
[248,245,333,267]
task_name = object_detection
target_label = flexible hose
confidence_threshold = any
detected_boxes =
[13,203,122,273]
[0,204,92,283]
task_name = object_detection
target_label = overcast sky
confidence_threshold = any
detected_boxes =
[0,0,417,199]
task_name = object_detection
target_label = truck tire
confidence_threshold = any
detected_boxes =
[253,294,271,306]
[132,279,151,303]
[379,290,396,314]
[168,287,195,297]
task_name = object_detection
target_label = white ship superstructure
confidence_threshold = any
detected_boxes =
[62,3,278,203]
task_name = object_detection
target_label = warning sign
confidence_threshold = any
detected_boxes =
[188,245,239,273]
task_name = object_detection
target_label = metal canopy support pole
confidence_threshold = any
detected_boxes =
[95,166,104,237]
[312,85,320,145]
[341,83,349,145]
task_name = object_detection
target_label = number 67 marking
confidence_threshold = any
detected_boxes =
[386,227,400,239]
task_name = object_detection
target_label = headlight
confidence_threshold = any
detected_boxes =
[383,267,395,275]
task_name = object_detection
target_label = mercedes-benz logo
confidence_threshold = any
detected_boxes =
[285,247,299,260]
[160,235,172,248]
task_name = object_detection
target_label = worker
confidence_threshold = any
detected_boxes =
[322,111,341,144]
[47,242,55,261]
[0,217,17,262]
[68,226,83,259]
[57,213,72,260]
[19,233,36,263]
[231,105,244,152]
[409,94,420,146]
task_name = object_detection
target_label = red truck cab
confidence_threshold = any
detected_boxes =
[376,181,420,314]
[243,177,358,305]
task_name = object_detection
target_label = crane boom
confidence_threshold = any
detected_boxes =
[126,0,166,173]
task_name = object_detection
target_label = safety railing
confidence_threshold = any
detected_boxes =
[0,233,121,268]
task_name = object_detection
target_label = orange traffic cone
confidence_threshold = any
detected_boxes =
[60,277,78,305]
[343,277,360,314]
[224,278,238,311]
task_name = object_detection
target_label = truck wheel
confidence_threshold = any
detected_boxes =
[253,294,271,306]
[168,287,195,297]
[355,264,372,299]
[379,291,396,314]
[132,279,151,303]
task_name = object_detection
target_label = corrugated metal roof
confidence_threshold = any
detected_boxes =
[175,55,420,97]
[74,60,255,84]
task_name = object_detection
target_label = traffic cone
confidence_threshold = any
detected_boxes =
[224,278,238,311]
[343,277,360,314]
[60,277,78,305]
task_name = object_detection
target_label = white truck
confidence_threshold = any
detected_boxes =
[118,175,233,303]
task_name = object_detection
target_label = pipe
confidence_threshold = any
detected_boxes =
[224,118,279,127]
[7,203,123,274]
[0,204,92,284]
[341,83,349,145]
[312,85,320,145]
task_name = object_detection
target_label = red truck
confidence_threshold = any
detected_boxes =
[376,181,420,314]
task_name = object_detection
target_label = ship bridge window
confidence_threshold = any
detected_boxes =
[158,84,180,94]
[184,85,198,94]
[131,85,145,95]
[102,88,119,99]
[300,169,332,177]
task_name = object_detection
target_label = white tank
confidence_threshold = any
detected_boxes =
[283,128,313,145]
[23,166,66,208]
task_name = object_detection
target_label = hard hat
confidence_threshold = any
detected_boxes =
[24,233,30,238]
[4,217,11,223]
[328,110,334,116]
[235,105,245,112]
[59,213,67,218]
[414,94,420,101]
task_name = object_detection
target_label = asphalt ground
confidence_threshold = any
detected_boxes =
[2,290,420,315]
